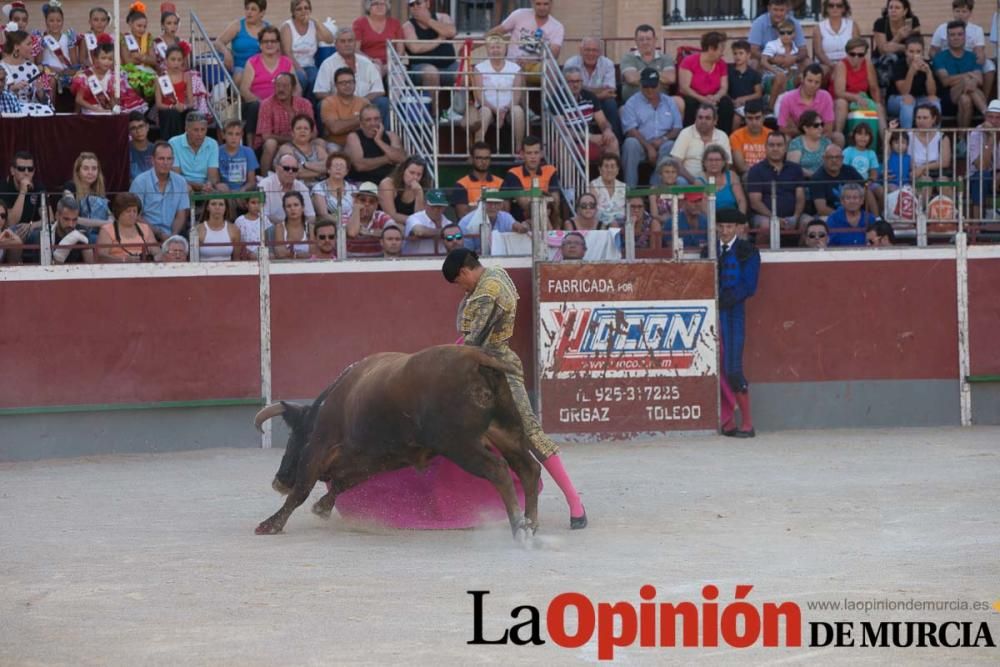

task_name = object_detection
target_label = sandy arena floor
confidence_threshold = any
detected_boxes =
[1,427,999,666]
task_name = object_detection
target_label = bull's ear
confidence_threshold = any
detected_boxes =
[279,401,309,431]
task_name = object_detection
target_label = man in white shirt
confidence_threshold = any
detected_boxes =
[670,104,732,183]
[258,154,316,225]
[403,189,454,255]
[314,27,388,125]
[487,0,564,82]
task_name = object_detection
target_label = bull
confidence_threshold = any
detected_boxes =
[253,345,542,540]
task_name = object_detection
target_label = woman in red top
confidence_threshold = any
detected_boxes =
[352,0,405,77]
[677,31,735,133]
[154,46,193,141]
[832,37,884,136]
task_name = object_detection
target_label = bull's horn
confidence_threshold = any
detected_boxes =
[253,402,286,433]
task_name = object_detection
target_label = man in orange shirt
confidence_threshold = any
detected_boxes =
[729,99,771,178]
[451,142,505,219]
[320,67,369,151]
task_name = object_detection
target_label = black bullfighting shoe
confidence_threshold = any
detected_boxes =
[570,507,588,530]
[730,428,756,439]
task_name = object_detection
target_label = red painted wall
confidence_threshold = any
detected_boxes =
[968,259,1000,376]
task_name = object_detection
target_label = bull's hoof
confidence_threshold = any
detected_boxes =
[311,502,332,520]
[255,521,283,535]
[272,478,291,495]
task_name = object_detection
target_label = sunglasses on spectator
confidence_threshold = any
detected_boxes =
[444,233,463,241]
[810,122,824,128]
[808,232,828,239]
[578,202,596,209]
[317,233,335,240]
[281,165,300,172]
[848,52,866,58]
[260,39,279,45]
[14,165,34,172]
[779,30,794,35]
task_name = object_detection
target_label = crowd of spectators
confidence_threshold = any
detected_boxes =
[2,0,1000,263]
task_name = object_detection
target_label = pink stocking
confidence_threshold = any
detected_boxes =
[541,454,585,517]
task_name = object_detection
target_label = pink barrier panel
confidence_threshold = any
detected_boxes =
[968,258,1000,376]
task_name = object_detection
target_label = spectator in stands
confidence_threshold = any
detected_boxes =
[353,0,405,78]
[402,0,459,122]
[314,28,388,125]
[273,114,328,184]
[469,35,525,154]
[2,29,49,111]
[235,195,268,257]
[649,157,683,225]
[0,65,24,115]
[441,223,465,253]
[727,40,763,129]
[761,19,809,113]
[345,181,394,257]
[1,150,42,227]
[0,200,21,264]
[120,3,157,69]
[967,99,1000,219]
[671,105,732,183]
[678,31,735,135]
[909,103,952,197]
[154,45,194,142]
[97,192,157,263]
[23,196,93,265]
[154,8,192,72]
[379,157,430,226]
[257,72,314,171]
[565,192,601,231]
[169,112,224,193]
[404,188,452,255]
[129,141,190,241]
[502,136,562,222]
[832,37,885,137]
[319,66,367,151]
[241,26,296,149]
[621,68,683,188]
[626,196,658,249]
[273,190,311,259]
[380,223,403,257]
[788,110,832,177]
[72,39,146,115]
[933,21,988,131]
[36,2,77,85]
[885,128,912,191]
[826,182,876,245]
[801,218,830,248]
[280,0,333,97]
[64,152,113,241]
[865,220,896,246]
[312,152,356,219]
[620,24,675,103]
[311,217,337,259]
[128,112,155,182]
[215,0,268,83]
[560,65,619,160]
[159,234,189,262]
[888,36,940,129]
[589,153,626,229]
[260,153,316,225]
[700,145,747,215]
[564,37,622,139]
[813,0,860,79]
[930,1,995,102]
[731,99,772,176]
[778,64,837,143]
[197,197,241,262]
[457,190,524,251]
[344,103,405,184]
[676,192,708,249]
[844,123,882,205]
[809,144,872,219]
[219,120,260,194]
[487,0,565,73]
[452,142,505,219]
[749,0,806,64]
[747,132,807,245]
[560,231,586,260]
[76,7,111,68]
[873,0,922,91]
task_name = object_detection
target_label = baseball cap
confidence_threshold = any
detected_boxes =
[684,192,704,202]
[483,189,503,202]
[987,99,1000,113]
[354,182,378,198]
[426,189,449,206]
[640,67,660,87]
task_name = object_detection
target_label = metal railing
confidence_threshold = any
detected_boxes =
[387,45,440,186]
[190,12,241,127]
[540,41,588,218]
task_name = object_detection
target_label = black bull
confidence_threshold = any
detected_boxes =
[253,345,542,539]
